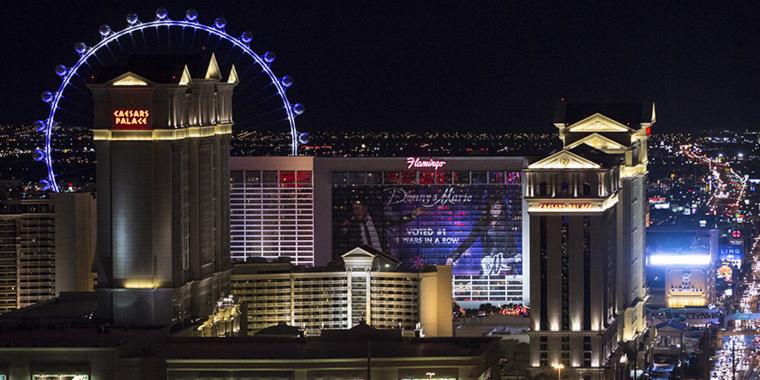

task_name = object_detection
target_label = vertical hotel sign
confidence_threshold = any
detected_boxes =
[112,109,151,130]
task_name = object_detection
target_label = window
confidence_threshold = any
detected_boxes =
[245,170,262,185]
[365,171,381,185]
[400,171,416,184]
[280,171,296,187]
[452,171,470,184]
[231,170,244,184]
[471,171,487,184]
[539,182,548,196]
[348,172,366,185]
[488,171,504,184]
[384,172,400,184]
[582,182,592,196]
[296,171,312,184]
[561,216,570,330]
[583,216,592,330]
[332,172,349,185]
[262,171,278,184]
[540,217,548,331]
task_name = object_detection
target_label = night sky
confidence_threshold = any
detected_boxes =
[3,1,760,133]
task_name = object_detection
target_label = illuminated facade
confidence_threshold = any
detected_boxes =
[89,55,235,326]
[52,192,97,295]
[230,156,529,306]
[230,157,315,265]
[231,246,453,337]
[646,228,718,308]
[0,199,55,314]
[526,103,654,378]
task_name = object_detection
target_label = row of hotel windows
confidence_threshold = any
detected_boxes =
[538,336,593,368]
[231,170,313,187]
[534,182,594,197]
[538,215,592,331]
[332,171,521,186]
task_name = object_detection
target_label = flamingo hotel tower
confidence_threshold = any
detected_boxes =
[524,103,653,379]
[88,54,236,326]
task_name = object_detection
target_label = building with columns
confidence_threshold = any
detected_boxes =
[88,54,236,326]
[524,102,653,378]
[231,246,453,337]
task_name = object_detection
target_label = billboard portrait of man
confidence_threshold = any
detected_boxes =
[338,198,422,254]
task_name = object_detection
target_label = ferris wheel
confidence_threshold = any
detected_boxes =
[35,8,304,192]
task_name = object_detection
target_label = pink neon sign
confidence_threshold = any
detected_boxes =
[406,157,447,171]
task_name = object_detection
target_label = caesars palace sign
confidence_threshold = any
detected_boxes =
[113,109,151,130]
[535,202,594,210]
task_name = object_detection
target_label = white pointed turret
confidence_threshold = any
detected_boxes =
[205,53,222,80]
[178,65,192,86]
[227,64,239,84]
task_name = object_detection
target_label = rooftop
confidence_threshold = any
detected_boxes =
[88,53,233,85]
[149,335,499,361]
[555,101,655,127]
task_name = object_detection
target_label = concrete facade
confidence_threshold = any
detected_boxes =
[88,55,235,326]
[525,102,654,379]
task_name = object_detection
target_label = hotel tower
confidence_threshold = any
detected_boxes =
[89,54,236,326]
[525,102,654,379]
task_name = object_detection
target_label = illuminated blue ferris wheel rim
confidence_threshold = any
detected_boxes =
[40,11,301,192]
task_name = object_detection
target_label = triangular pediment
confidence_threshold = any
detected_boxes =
[528,150,601,169]
[566,113,633,133]
[110,72,150,86]
[341,247,377,259]
[565,133,627,151]
[205,53,222,80]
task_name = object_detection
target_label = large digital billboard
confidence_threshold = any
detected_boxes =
[646,229,714,267]
[332,170,522,277]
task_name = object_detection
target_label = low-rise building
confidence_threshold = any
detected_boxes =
[231,246,453,337]
[0,293,497,380]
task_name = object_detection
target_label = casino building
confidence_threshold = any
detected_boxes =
[0,199,56,314]
[88,54,235,326]
[525,102,653,378]
[230,156,529,306]
[646,228,718,308]
[231,246,453,337]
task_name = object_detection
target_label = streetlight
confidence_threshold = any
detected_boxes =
[425,372,435,380]
[552,363,564,380]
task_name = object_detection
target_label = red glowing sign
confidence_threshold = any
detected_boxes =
[536,202,593,210]
[113,109,151,130]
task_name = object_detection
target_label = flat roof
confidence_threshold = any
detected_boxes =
[230,156,528,171]
[149,336,500,360]
[0,327,165,349]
